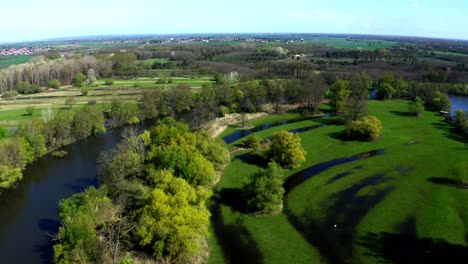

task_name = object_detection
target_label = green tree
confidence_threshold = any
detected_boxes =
[73,73,87,87]
[0,165,23,189]
[135,170,211,263]
[346,116,383,141]
[244,134,261,150]
[344,73,369,124]
[302,75,326,113]
[329,79,350,113]
[25,106,35,116]
[244,162,285,215]
[408,96,425,118]
[377,83,396,100]
[267,130,306,169]
[0,127,5,140]
[48,79,62,89]
[65,97,76,109]
[454,110,468,134]
[81,87,89,96]
[454,162,467,185]
[432,92,451,112]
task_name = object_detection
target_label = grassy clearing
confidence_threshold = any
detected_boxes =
[142,58,170,65]
[210,99,467,263]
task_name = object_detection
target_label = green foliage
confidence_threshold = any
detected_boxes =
[17,81,43,94]
[0,137,33,168]
[453,162,467,185]
[72,73,87,87]
[0,126,5,140]
[195,133,230,170]
[329,79,350,113]
[48,79,62,89]
[432,91,451,112]
[128,116,140,125]
[45,52,61,60]
[219,105,230,117]
[65,97,76,109]
[17,119,47,159]
[454,109,468,134]
[244,134,261,150]
[136,170,210,263]
[109,100,140,127]
[377,83,396,100]
[0,165,23,189]
[54,186,114,264]
[344,73,369,123]
[25,106,35,116]
[1,90,18,98]
[105,79,114,85]
[408,96,425,118]
[346,116,383,141]
[72,106,106,139]
[81,87,89,96]
[267,130,306,169]
[244,162,285,215]
[149,117,190,146]
[51,150,68,158]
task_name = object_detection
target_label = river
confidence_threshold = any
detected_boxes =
[448,93,468,114]
[0,120,155,263]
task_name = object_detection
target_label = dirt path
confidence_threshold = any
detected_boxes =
[207,112,269,138]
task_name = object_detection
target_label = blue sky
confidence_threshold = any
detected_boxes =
[1,0,467,42]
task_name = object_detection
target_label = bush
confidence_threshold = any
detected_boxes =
[454,109,468,134]
[17,82,43,94]
[156,78,166,84]
[408,96,425,118]
[87,100,97,105]
[73,73,87,87]
[81,87,89,96]
[104,79,114,86]
[51,150,68,158]
[244,134,261,150]
[1,91,18,99]
[0,127,6,140]
[48,79,62,89]
[128,116,140,125]
[346,116,383,141]
[25,106,35,116]
[454,162,467,185]
[267,130,306,169]
[244,162,285,215]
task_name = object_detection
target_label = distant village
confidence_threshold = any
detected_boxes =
[0,47,51,56]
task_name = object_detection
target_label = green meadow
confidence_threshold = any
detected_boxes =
[209,99,468,263]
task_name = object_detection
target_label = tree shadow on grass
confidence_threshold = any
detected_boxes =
[432,122,468,144]
[235,152,270,168]
[210,202,263,264]
[214,188,248,214]
[390,110,413,117]
[285,173,393,264]
[357,232,468,263]
[427,177,468,189]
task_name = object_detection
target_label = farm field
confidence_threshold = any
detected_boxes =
[304,37,396,50]
[0,75,215,128]
[0,55,32,68]
[209,99,468,263]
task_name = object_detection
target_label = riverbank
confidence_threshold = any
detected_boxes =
[209,99,468,263]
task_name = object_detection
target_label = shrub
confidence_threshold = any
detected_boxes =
[0,127,6,140]
[267,130,306,169]
[128,116,140,125]
[81,87,89,96]
[48,79,62,89]
[156,78,166,84]
[408,96,425,118]
[346,116,383,141]
[244,134,261,150]
[454,109,468,134]
[1,91,18,99]
[51,150,68,158]
[244,162,285,215]
[25,106,35,116]
[87,100,97,105]
[73,73,87,88]
[104,79,114,86]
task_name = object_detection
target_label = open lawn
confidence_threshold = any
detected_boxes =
[210,100,468,263]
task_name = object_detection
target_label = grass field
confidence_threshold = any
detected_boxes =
[303,37,396,50]
[0,55,32,68]
[209,100,468,263]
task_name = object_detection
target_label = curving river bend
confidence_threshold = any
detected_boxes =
[0,121,155,263]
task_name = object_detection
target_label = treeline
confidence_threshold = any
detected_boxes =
[53,118,229,263]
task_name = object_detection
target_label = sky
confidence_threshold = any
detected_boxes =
[1,0,467,43]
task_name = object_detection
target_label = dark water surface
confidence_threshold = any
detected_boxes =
[0,120,155,264]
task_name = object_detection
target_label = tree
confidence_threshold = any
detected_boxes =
[454,110,468,134]
[344,73,369,124]
[377,83,396,100]
[87,68,97,84]
[454,162,467,186]
[0,165,23,189]
[302,75,326,113]
[135,170,210,263]
[244,162,285,215]
[244,134,261,150]
[408,96,425,118]
[267,130,306,169]
[346,116,383,141]
[48,79,62,89]
[65,97,76,109]
[432,92,451,112]
[25,106,35,116]
[329,79,350,113]
[73,73,87,87]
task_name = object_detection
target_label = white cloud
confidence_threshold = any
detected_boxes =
[411,2,421,8]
